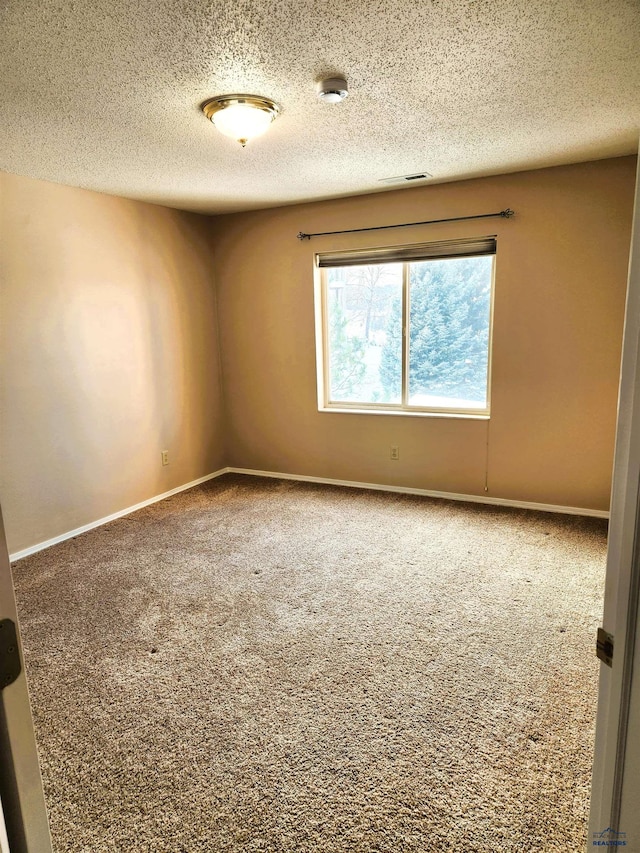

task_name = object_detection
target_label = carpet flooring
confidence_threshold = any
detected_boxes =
[12,474,606,852]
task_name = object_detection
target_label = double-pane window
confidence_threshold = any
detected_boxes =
[317,237,495,415]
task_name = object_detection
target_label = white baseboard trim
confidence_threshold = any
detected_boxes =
[9,469,229,562]
[227,467,610,519]
[10,465,609,561]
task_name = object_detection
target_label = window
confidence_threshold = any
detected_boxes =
[315,236,495,416]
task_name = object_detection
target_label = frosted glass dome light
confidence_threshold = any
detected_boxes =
[202,95,280,147]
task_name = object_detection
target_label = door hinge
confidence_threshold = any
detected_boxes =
[597,627,614,667]
[0,619,22,690]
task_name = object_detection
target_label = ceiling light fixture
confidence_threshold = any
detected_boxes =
[316,77,348,104]
[202,94,280,147]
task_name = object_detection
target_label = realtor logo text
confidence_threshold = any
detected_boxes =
[593,827,627,847]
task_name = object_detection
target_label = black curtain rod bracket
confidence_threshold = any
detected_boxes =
[297,208,514,241]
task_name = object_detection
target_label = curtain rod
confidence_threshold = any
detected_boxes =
[296,208,515,241]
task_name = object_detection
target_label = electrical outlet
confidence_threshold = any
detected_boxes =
[161,450,169,466]
[390,445,400,461]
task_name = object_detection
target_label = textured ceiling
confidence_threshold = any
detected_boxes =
[0,0,638,214]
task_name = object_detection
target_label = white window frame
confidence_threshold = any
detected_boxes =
[314,238,497,418]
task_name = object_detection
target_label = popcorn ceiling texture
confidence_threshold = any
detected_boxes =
[13,475,605,852]
[0,0,638,213]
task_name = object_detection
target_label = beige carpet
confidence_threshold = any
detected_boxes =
[12,474,606,852]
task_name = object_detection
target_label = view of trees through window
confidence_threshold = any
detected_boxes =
[326,255,493,411]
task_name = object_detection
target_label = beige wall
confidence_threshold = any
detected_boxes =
[0,173,225,554]
[211,157,636,512]
[0,157,634,555]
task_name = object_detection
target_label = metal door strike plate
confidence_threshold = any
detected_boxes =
[0,619,22,690]
[596,627,614,667]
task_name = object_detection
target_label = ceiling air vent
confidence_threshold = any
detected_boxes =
[379,172,432,185]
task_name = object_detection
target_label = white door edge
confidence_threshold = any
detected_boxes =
[0,504,52,853]
[588,148,640,844]
[0,795,10,853]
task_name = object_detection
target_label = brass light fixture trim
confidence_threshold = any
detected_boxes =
[201,94,280,147]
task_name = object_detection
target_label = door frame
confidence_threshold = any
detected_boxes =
[0,504,52,853]
[588,151,640,844]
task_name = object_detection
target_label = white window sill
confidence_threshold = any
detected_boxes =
[319,406,490,420]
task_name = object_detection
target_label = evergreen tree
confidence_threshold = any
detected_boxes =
[380,256,491,402]
[378,292,403,402]
[328,300,366,399]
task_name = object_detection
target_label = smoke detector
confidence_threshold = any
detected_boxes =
[316,77,348,103]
